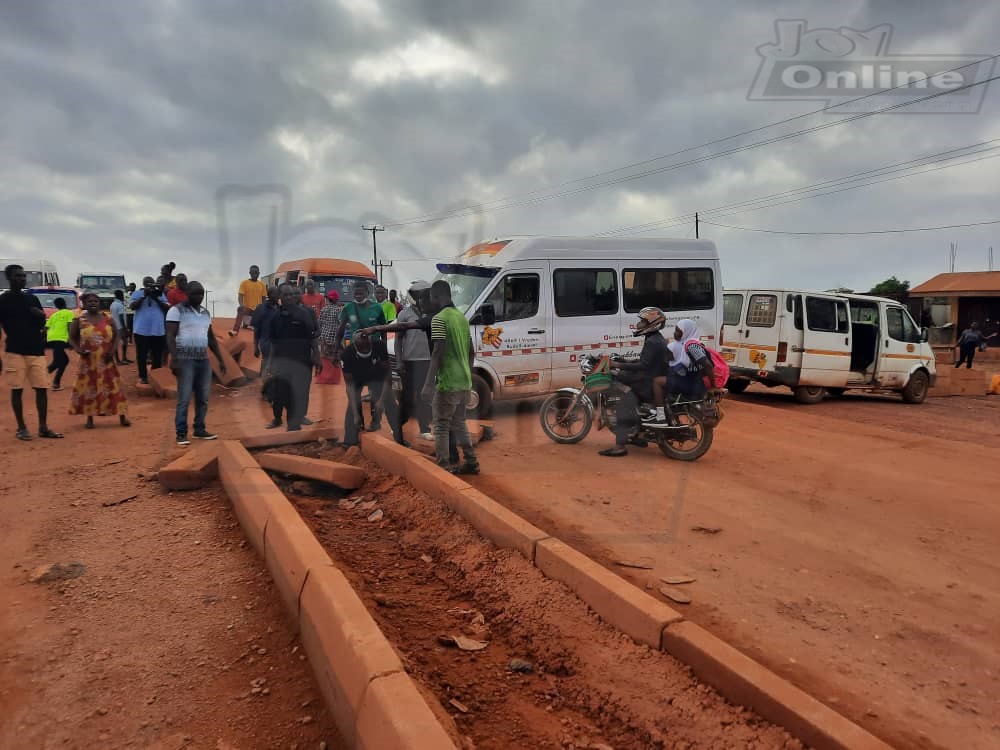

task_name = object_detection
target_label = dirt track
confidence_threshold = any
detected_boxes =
[469,386,1000,750]
[2,326,998,749]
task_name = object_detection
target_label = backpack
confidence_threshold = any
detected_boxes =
[685,340,730,389]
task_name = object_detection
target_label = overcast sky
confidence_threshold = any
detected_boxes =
[2,0,999,307]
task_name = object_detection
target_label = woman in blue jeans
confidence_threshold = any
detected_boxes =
[165,282,224,446]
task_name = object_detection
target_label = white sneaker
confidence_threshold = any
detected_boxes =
[419,432,434,441]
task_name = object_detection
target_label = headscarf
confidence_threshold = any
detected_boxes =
[668,319,700,370]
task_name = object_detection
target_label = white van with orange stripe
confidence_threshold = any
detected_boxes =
[722,289,935,404]
[435,236,723,416]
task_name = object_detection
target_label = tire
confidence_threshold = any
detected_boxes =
[827,387,846,397]
[794,385,826,404]
[467,373,494,419]
[901,369,929,404]
[726,379,750,394]
[657,411,714,461]
[539,392,593,444]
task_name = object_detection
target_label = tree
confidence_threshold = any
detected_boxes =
[868,276,910,296]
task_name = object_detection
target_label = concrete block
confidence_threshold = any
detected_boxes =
[404,456,471,501]
[257,453,366,490]
[210,341,246,387]
[158,444,219,490]
[238,426,339,450]
[660,621,892,750]
[263,502,334,620]
[149,368,177,398]
[359,433,411,477]
[299,566,404,745]
[356,672,458,750]
[534,538,682,648]
[447,486,550,562]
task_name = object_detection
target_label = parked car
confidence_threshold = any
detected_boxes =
[76,272,127,309]
[27,286,83,319]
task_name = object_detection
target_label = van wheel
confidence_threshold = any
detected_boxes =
[794,385,826,404]
[468,373,494,419]
[901,370,929,404]
[726,379,750,394]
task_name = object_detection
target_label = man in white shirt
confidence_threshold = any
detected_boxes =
[109,289,131,364]
[165,281,224,446]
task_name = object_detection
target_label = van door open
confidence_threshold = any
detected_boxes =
[720,292,745,367]
[800,295,852,386]
[473,267,552,397]
[877,305,925,389]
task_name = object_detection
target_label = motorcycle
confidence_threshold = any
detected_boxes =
[538,354,722,461]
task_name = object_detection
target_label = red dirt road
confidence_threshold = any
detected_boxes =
[468,389,1000,750]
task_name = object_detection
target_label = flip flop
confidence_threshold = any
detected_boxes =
[598,447,628,457]
[16,428,32,441]
[38,429,64,439]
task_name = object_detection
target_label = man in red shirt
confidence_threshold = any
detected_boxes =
[300,279,325,321]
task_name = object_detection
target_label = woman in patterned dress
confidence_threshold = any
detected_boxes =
[68,292,130,428]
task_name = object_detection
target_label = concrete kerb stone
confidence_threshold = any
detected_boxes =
[257,453,366,491]
[356,672,458,750]
[158,443,220,490]
[661,621,893,750]
[216,439,457,749]
[238,426,339,450]
[358,432,411,476]
[535,538,682,648]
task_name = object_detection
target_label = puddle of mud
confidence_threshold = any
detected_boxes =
[257,444,802,750]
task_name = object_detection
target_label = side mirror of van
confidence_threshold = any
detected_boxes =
[921,327,929,343]
[472,303,496,326]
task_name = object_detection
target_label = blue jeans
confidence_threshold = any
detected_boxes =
[175,358,211,436]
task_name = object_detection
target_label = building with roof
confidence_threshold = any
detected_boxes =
[909,271,1000,355]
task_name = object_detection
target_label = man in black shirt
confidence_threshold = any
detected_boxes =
[265,284,320,431]
[0,264,64,440]
[340,333,390,447]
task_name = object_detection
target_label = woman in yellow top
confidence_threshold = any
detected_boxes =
[45,296,75,391]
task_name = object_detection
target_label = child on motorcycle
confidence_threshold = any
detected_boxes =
[598,307,669,458]
[651,318,716,422]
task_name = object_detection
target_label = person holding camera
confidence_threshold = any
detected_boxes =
[129,276,169,384]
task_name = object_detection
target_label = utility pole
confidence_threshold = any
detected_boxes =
[362,225,385,282]
[695,212,699,239]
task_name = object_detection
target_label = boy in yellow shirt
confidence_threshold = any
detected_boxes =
[45,296,76,390]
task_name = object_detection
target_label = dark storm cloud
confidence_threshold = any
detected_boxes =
[1,0,998,300]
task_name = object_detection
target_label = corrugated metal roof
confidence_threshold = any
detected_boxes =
[910,271,1000,294]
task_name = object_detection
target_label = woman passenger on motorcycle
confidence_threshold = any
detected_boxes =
[598,307,668,458]
[651,318,715,422]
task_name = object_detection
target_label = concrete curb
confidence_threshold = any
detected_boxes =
[237,425,339,450]
[358,433,893,750]
[215,440,456,750]
[257,453,366,490]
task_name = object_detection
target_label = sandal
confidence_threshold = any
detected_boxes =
[38,428,64,439]
[450,463,480,476]
[598,447,628,457]
[15,428,32,441]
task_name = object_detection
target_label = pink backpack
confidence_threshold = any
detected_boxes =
[685,340,730,389]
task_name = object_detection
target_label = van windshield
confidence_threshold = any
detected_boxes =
[309,274,375,301]
[434,264,499,313]
[0,271,44,289]
[79,275,125,290]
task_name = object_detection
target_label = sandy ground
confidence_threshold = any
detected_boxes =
[3,326,997,749]
[469,385,1000,750]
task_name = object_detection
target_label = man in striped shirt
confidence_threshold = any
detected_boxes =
[421,280,478,475]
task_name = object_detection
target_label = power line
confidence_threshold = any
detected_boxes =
[383,54,1000,228]
[600,142,1000,237]
[700,217,1000,236]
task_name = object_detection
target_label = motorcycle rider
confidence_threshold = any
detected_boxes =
[651,318,715,422]
[599,307,669,457]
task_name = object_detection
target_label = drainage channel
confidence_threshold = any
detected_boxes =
[261,442,802,750]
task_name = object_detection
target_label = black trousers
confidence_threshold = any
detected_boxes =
[400,360,432,433]
[956,343,977,369]
[46,342,70,384]
[343,373,385,445]
[134,334,165,380]
[270,359,313,428]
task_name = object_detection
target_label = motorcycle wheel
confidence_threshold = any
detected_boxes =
[539,392,593,444]
[657,410,714,461]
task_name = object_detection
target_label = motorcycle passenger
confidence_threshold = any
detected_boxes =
[598,307,668,458]
[652,318,715,421]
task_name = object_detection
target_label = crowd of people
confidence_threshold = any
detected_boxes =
[3,261,480,474]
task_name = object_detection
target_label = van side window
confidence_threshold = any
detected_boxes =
[746,294,777,327]
[622,268,713,313]
[887,307,921,343]
[805,296,848,333]
[483,274,540,322]
[723,294,743,325]
[793,295,803,330]
[554,269,618,317]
